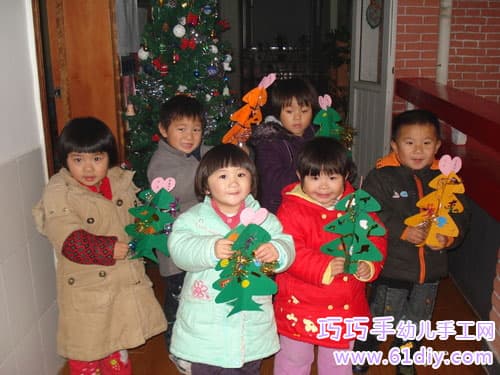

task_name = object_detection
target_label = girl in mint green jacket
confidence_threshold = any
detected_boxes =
[168,144,295,374]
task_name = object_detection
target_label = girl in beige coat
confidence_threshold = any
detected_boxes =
[33,118,166,375]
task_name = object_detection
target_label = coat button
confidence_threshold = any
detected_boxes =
[87,217,95,224]
[327,305,334,310]
[321,214,327,219]
[343,276,349,282]
[99,271,106,277]
[67,277,75,285]
[343,304,350,310]
[116,199,123,206]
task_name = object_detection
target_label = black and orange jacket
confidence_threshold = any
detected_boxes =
[363,153,470,284]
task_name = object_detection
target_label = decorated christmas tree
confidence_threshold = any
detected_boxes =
[126,0,236,188]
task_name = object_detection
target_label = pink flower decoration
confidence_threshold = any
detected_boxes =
[192,280,210,300]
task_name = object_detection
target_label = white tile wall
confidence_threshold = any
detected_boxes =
[0,148,63,375]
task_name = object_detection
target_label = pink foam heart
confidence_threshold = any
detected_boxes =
[439,154,462,175]
[151,177,176,193]
[240,207,268,226]
[258,73,276,89]
[318,94,332,110]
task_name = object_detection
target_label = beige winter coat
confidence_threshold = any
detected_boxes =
[33,167,166,361]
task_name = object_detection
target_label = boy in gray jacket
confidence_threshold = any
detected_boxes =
[147,95,211,347]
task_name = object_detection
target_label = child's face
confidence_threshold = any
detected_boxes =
[301,171,345,208]
[206,166,252,215]
[67,152,109,188]
[280,98,313,137]
[159,116,202,154]
[391,123,441,170]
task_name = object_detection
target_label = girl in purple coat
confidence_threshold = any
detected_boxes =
[248,78,318,213]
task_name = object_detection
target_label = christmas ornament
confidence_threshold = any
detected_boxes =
[404,155,465,248]
[180,37,196,50]
[208,44,218,54]
[172,51,180,64]
[213,207,279,316]
[125,177,179,262]
[222,54,232,71]
[125,103,136,116]
[222,73,276,145]
[138,46,150,60]
[321,189,386,274]
[207,64,218,76]
[152,58,168,76]
[187,12,199,26]
[202,5,212,15]
[173,24,186,38]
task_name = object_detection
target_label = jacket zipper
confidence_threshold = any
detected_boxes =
[413,174,426,284]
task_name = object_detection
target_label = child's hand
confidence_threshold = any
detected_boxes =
[355,261,372,281]
[253,243,279,263]
[405,226,428,245]
[214,238,234,259]
[428,234,450,250]
[330,257,345,277]
[113,241,130,260]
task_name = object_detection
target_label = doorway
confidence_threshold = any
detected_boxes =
[240,0,352,118]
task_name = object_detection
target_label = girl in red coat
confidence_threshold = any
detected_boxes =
[273,137,387,375]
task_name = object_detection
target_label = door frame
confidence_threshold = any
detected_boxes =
[31,0,124,176]
[348,0,397,178]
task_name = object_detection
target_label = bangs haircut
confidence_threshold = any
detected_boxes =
[58,117,118,168]
[391,109,441,141]
[159,95,204,130]
[297,137,356,183]
[194,144,258,201]
[266,78,318,119]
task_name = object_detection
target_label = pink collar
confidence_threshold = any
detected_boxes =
[211,200,245,229]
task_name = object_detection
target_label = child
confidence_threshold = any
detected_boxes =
[32,117,167,375]
[248,77,318,213]
[351,109,470,375]
[273,137,387,375]
[167,144,295,374]
[147,94,211,346]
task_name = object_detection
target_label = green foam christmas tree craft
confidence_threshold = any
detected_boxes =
[313,94,343,139]
[125,177,179,263]
[313,94,356,150]
[404,155,465,248]
[321,189,385,274]
[213,207,279,317]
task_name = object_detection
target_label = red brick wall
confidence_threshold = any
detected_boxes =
[449,1,500,103]
[393,0,440,113]
[394,0,500,113]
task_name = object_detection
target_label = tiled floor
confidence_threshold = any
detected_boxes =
[60,265,488,374]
